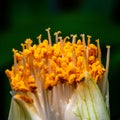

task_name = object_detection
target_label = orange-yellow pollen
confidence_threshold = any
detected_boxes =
[5,29,106,91]
[15,94,33,104]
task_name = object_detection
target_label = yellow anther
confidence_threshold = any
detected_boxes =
[106,45,110,49]
[23,49,31,57]
[68,74,76,84]
[80,34,86,46]
[21,43,25,50]
[36,34,42,44]
[87,35,92,46]
[46,27,51,31]
[54,31,61,43]
[63,36,70,42]
[5,69,12,79]
[25,38,33,49]
[96,39,101,63]
[54,32,57,36]
[12,48,18,53]
[15,52,22,61]
[71,34,77,44]
[12,48,18,73]
[105,45,110,78]
[77,40,82,45]
[46,27,52,45]
[54,31,61,36]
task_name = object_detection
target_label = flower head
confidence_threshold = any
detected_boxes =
[5,28,110,120]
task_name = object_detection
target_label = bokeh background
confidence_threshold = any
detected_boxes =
[0,0,120,120]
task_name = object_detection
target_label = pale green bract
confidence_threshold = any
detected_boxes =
[8,96,41,120]
[64,76,110,120]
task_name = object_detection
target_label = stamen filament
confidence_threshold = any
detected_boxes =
[71,34,77,44]
[96,39,101,63]
[63,36,70,42]
[105,45,110,78]
[21,43,25,51]
[54,31,61,43]
[87,35,92,46]
[80,34,86,46]
[80,34,88,73]
[25,38,32,49]
[36,34,42,44]
[12,48,18,74]
[46,28,52,45]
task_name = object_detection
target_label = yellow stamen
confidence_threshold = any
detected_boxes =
[71,34,77,44]
[80,34,88,73]
[105,45,110,78]
[96,39,101,63]
[6,30,106,91]
[87,35,92,46]
[36,34,42,44]
[21,43,25,50]
[80,34,86,46]
[46,27,52,45]
[25,38,33,49]
[12,48,18,74]
[63,36,70,42]
[54,31,61,43]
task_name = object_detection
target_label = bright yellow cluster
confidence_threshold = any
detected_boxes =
[5,30,105,92]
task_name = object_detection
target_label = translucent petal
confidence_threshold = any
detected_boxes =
[64,78,110,120]
[8,95,41,120]
[97,74,110,114]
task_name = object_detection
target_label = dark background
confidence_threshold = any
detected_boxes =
[0,0,120,120]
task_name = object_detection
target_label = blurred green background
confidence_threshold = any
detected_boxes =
[0,0,120,120]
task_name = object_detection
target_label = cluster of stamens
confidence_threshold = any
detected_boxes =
[5,28,105,93]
